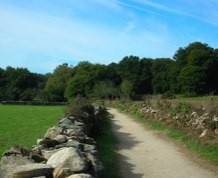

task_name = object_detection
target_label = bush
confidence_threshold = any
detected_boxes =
[161,91,176,99]
[66,97,108,137]
[170,102,192,117]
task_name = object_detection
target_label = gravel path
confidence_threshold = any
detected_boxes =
[109,108,218,178]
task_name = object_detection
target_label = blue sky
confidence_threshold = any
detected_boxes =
[0,0,218,73]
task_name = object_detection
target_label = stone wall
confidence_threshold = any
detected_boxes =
[0,105,106,178]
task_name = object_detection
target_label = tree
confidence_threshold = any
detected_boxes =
[120,80,133,99]
[105,63,121,86]
[178,65,205,96]
[139,58,153,94]
[93,80,119,99]
[118,56,140,90]
[152,58,173,94]
[175,42,218,95]
[45,63,74,101]
[65,72,93,99]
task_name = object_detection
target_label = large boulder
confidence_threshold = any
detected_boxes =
[53,166,74,178]
[58,117,73,126]
[44,127,62,140]
[47,147,88,172]
[13,164,53,178]
[0,167,6,178]
[54,135,68,144]
[41,148,64,160]
[1,154,34,165]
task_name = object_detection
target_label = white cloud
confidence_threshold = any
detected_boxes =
[1,0,217,73]
[121,0,218,26]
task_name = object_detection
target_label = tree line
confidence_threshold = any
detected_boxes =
[0,42,218,101]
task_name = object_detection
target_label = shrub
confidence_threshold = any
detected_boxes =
[161,91,176,99]
[66,97,108,137]
[170,102,192,117]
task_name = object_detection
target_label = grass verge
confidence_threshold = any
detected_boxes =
[117,106,218,165]
[96,112,121,178]
[175,95,218,101]
[0,105,65,156]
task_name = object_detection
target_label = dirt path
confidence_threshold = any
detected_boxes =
[109,108,218,178]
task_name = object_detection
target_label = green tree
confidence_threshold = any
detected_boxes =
[65,73,92,99]
[178,65,205,96]
[175,42,218,95]
[139,58,153,94]
[120,80,133,99]
[65,61,112,100]
[118,56,142,96]
[152,58,173,94]
[93,80,119,99]
[45,63,74,101]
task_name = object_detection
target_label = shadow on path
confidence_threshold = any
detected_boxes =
[111,115,144,178]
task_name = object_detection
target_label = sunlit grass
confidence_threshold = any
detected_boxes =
[0,105,65,156]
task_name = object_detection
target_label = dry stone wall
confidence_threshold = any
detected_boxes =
[0,105,105,178]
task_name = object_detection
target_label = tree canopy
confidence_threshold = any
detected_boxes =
[1,41,217,101]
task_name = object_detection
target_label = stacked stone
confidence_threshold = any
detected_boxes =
[0,106,104,178]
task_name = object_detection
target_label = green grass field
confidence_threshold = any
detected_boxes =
[0,105,65,156]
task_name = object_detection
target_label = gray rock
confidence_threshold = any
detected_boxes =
[39,138,60,148]
[41,148,64,160]
[74,121,84,126]
[58,118,73,126]
[199,129,208,138]
[53,166,74,178]
[67,140,82,149]
[37,139,44,145]
[1,154,34,165]
[47,147,87,172]
[86,153,104,173]
[67,127,84,136]
[66,174,93,178]
[0,167,6,178]
[44,127,62,139]
[83,144,96,152]
[54,135,68,143]
[13,164,53,178]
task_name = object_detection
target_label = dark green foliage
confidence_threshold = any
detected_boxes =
[120,79,133,99]
[45,63,75,101]
[65,62,109,100]
[0,66,47,101]
[161,91,176,99]
[152,58,173,94]
[66,97,108,137]
[178,65,205,95]
[175,42,218,95]
[1,41,218,101]
[140,58,153,94]
[93,81,119,99]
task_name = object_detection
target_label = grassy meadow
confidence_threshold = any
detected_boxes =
[0,105,65,156]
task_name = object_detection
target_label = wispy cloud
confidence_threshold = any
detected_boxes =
[118,0,218,26]
[0,0,217,73]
